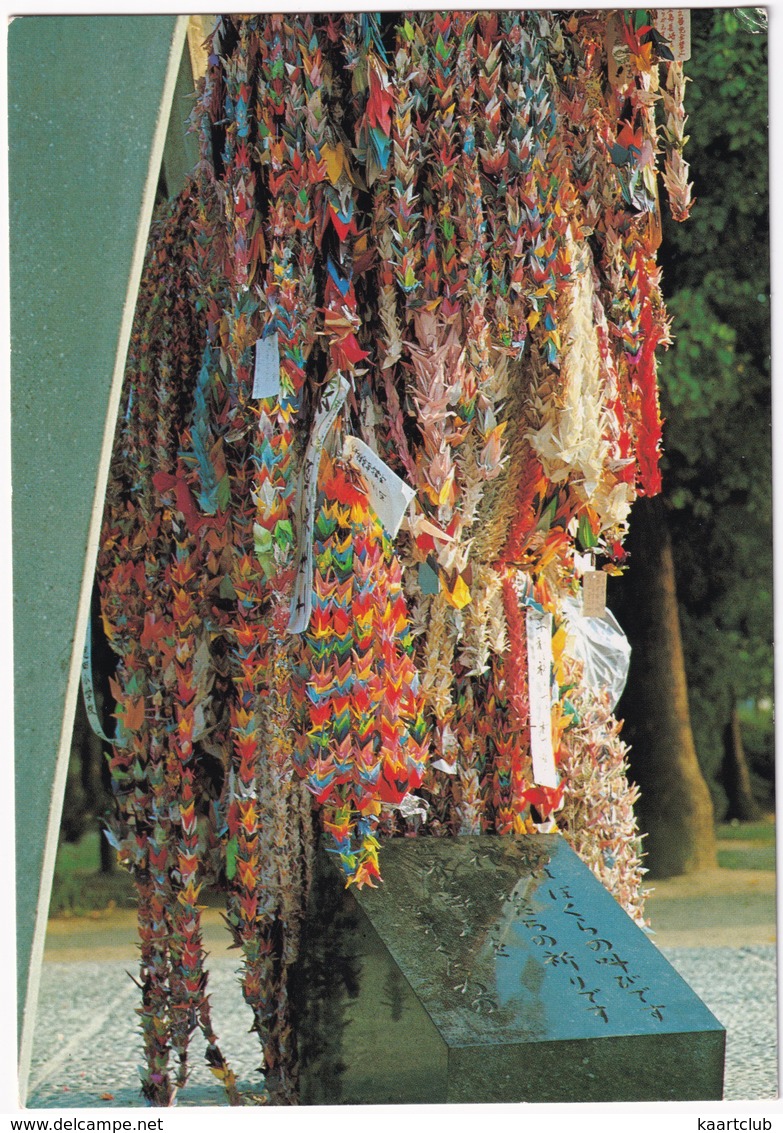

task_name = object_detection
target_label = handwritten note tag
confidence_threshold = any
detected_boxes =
[526,608,558,789]
[253,332,281,399]
[582,570,607,619]
[344,434,416,537]
[652,9,691,61]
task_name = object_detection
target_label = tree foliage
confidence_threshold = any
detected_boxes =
[655,8,771,808]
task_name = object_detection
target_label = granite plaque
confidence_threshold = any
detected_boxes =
[290,835,725,1103]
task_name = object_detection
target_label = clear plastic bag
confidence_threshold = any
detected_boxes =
[562,596,631,710]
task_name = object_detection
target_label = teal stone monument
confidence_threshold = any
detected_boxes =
[290,835,725,1104]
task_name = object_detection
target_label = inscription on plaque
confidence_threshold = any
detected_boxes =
[290,835,725,1104]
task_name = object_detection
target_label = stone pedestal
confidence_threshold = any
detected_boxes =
[290,835,725,1103]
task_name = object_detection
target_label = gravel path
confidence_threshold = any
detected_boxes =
[658,945,777,1101]
[25,944,777,1107]
[25,860,777,1108]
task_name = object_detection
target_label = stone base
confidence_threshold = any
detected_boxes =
[290,835,725,1104]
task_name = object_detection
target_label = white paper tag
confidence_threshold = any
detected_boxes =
[582,570,607,619]
[287,375,350,634]
[81,613,121,746]
[343,434,416,537]
[253,332,281,399]
[526,608,558,789]
[652,9,691,61]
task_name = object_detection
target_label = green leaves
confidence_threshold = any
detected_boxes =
[653,8,772,798]
[660,288,737,417]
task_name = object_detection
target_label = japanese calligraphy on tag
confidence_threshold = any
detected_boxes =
[526,608,558,789]
[652,9,691,61]
[582,570,608,619]
[343,434,416,537]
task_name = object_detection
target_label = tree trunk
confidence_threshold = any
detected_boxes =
[616,495,717,877]
[722,694,761,822]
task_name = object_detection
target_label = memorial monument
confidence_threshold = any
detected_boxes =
[292,838,725,1103]
[13,11,726,1105]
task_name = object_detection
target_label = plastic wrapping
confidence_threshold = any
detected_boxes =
[563,597,631,710]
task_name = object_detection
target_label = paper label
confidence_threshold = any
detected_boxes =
[343,434,416,537]
[287,375,350,634]
[81,613,120,746]
[253,332,281,399]
[652,9,691,61]
[526,609,558,789]
[582,570,607,619]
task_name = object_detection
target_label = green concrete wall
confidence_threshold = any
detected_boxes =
[8,14,186,1089]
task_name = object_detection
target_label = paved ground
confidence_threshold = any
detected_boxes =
[24,864,778,1109]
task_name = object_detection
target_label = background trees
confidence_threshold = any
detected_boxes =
[615,8,771,872]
